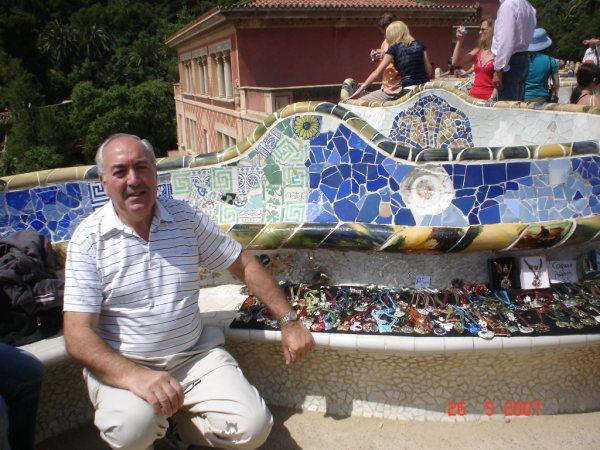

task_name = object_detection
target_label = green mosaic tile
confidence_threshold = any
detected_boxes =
[264,184,283,223]
[282,166,308,188]
[251,124,267,141]
[246,223,297,250]
[458,147,492,161]
[427,228,466,252]
[381,233,406,252]
[416,149,451,162]
[171,171,191,198]
[157,157,185,171]
[216,203,238,224]
[211,168,234,191]
[228,224,265,247]
[269,136,308,165]
[377,140,396,155]
[282,202,306,222]
[262,114,277,128]
[562,217,600,246]
[282,222,332,249]
[84,166,99,180]
[191,153,218,167]
[392,145,411,160]
[321,224,383,251]
[448,225,482,252]
[315,103,336,115]
[275,119,294,137]
[500,146,530,159]
[262,163,282,185]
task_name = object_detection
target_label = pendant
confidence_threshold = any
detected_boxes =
[363,322,378,333]
[400,324,414,334]
[532,276,542,288]
[518,325,534,334]
[581,317,597,327]
[441,322,454,332]
[394,308,405,318]
[433,326,447,336]
[478,329,495,339]
[349,322,363,332]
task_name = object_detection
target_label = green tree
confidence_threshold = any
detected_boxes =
[532,0,600,61]
[1,0,236,175]
[70,79,176,162]
[38,20,77,73]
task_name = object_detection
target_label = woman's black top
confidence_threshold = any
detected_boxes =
[386,40,429,87]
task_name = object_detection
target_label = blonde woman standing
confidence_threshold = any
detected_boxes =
[347,21,433,100]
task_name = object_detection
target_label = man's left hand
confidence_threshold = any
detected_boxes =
[281,320,314,365]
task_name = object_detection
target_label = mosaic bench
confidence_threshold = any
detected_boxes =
[2,84,600,426]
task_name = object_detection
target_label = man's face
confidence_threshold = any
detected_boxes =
[99,137,157,224]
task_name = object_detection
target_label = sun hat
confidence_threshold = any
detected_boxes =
[528,28,553,52]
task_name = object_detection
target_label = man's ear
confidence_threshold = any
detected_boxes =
[99,173,107,190]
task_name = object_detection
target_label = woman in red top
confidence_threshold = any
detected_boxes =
[451,18,496,100]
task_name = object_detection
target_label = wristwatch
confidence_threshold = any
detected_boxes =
[277,309,298,328]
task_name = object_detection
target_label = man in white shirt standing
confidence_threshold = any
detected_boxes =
[63,134,314,450]
[491,0,537,101]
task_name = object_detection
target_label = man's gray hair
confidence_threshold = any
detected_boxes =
[95,133,156,175]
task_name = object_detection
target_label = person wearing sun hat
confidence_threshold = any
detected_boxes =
[524,28,560,102]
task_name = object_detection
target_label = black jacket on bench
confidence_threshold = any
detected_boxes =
[0,231,63,346]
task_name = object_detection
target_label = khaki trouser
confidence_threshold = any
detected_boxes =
[84,327,273,450]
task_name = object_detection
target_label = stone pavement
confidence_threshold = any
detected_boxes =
[37,405,600,450]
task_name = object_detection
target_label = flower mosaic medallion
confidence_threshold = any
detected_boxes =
[389,95,473,150]
[400,165,455,216]
[293,115,321,140]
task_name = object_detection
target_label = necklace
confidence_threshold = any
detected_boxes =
[494,261,513,290]
[524,258,544,288]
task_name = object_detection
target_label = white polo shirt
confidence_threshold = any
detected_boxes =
[63,198,241,358]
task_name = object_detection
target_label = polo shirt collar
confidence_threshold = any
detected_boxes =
[100,198,173,237]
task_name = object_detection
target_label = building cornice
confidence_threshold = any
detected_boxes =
[166,5,479,48]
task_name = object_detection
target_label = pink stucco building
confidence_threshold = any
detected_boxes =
[166,0,499,155]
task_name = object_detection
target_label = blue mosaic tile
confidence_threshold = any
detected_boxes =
[0,182,92,242]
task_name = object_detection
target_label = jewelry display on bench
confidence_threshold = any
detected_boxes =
[519,256,551,289]
[232,279,600,339]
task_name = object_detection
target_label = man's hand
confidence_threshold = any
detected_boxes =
[281,320,314,365]
[493,71,503,91]
[127,367,184,417]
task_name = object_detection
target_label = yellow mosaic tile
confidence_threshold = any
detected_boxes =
[467,223,527,252]
[3,172,41,190]
[536,144,566,158]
